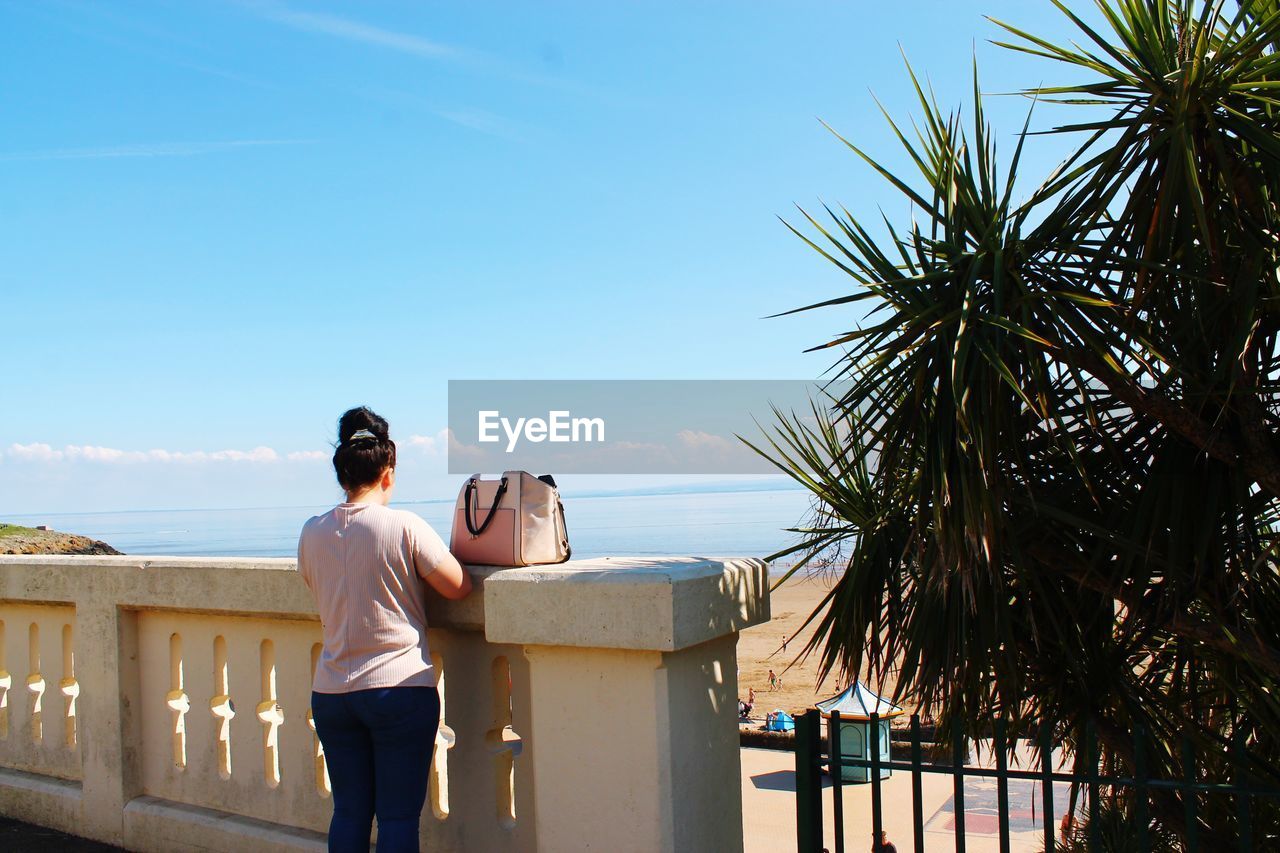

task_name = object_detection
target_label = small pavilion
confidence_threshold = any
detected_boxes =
[815,682,904,782]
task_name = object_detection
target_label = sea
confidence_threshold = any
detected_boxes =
[4,488,813,565]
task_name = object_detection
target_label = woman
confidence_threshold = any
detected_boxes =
[298,406,472,852]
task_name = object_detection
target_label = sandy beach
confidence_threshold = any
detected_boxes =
[737,572,909,720]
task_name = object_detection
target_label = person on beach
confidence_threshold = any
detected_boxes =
[768,669,777,691]
[873,830,898,853]
[298,407,472,853]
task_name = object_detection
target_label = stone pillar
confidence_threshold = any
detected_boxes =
[76,600,142,843]
[484,557,769,853]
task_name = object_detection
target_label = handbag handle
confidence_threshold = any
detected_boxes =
[557,496,572,560]
[464,476,508,537]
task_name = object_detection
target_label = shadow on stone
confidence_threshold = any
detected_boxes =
[0,816,125,852]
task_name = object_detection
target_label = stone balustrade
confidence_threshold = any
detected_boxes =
[0,554,768,852]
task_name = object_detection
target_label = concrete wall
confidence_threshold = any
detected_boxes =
[0,554,768,852]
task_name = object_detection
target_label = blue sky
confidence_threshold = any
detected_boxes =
[0,1,1091,514]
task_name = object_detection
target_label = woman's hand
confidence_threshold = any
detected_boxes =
[426,551,473,600]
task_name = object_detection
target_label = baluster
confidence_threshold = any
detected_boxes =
[26,623,44,744]
[255,639,284,788]
[0,619,9,739]
[165,633,189,768]
[308,643,329,797]
[429,651,454,820]
[59,623,79,749]
[209,635,235,780]
[485,655,522,829]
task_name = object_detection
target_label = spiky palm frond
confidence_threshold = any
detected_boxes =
[757,1,1280,842]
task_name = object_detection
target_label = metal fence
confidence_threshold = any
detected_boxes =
[793,709,1279,852]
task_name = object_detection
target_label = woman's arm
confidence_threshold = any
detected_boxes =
[425,550,472,600]
[407,513,473,600]
[407,512,473,596]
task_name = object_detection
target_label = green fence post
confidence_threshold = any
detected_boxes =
[1040,725,1056,852]
[1134,725,1149,852]
[1086,720,1100,852]
[1234,730,1253,853]
[994,719,1011,853]
[953,726,966,853]
[911,714,924,853]
[795,709,823,853]
[871,711,883,849]
[1181,735,1199,852]
[829,710,845,853]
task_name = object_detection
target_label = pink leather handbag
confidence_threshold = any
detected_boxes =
[449,471,571,567]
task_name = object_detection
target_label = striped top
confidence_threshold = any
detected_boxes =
[297,502,451,693]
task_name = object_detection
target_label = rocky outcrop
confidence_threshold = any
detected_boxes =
[0,524,122,555]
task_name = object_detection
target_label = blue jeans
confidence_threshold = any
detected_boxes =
[311,686,441,853]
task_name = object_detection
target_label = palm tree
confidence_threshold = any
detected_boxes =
[753,0,1280,842]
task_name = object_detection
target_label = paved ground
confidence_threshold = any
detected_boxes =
[0,816,125,851]
[741,744,1078,853]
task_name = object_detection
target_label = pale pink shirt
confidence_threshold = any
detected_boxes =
[298,502,451,693]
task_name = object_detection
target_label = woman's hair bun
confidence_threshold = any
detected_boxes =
[338,406,390,444]
[333,406,397,491]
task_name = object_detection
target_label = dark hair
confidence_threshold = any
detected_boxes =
[332,406,397,492]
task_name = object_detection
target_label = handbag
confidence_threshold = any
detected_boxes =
[449,471,571,567]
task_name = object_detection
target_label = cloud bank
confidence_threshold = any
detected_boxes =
[4,433,449,466]
[6,443,283,464]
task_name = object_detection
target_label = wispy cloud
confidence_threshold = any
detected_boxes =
[242,2,585,92]
[252,5,468,61]
[168,58,279,90]
[407,429,449,456]
[4,442,319,464]
[434,108,521,139]
[350,87,527,140]
[30,2,279,91]
[0,139,313,162]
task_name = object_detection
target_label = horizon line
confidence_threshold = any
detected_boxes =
[0,479,805,519]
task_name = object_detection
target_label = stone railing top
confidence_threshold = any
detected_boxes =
[0,554,770,653]
[482,556,770,651]
[0,554,312,618]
